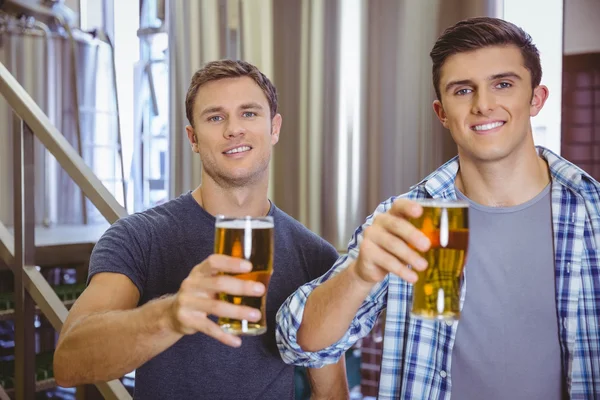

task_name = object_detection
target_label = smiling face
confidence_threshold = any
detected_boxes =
[433,45,548,164]
[186,76,282,188]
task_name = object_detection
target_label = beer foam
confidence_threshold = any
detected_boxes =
[215,218,274,229]
[416,199,468,208]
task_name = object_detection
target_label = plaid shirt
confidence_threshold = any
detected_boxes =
[276,147,600,399]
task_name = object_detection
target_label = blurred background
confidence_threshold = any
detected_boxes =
[0,0,597,398]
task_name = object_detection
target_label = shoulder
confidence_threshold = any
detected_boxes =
[579,175,600,202]
[271,205,340,281]
[543,147,600,202]
[94,194,198,254]
[271,205,338,258]
[272,205,323,243]
[113,193,197,232]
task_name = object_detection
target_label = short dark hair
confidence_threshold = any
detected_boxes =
[430,17,542,100]
[185,59,278,126]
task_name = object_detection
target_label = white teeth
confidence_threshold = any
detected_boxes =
[225,146,251,154]
[473,121,504,131]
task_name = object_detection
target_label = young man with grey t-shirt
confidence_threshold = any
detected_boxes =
[54,60,348,399]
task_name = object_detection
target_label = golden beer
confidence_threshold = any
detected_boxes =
[410,200,469,320]
[214,216,274,335]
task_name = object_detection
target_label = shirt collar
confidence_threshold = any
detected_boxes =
[410,146,589,199]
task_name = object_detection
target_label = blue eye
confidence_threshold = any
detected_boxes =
[496,82,512,89]
[455,88,472,96]
[242,111,257,118]
[208,115,223,122]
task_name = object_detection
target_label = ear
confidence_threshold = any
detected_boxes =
[270,113,282,145]
[433,100,449,129]
[530,85,549,117]
[186,125,200,153]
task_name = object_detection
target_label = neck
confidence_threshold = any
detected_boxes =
[192,173,271,217]
[455,145,550,207]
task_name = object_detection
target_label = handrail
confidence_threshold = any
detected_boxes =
[0,60,131,399]
[0,61,127,224]
[0,385,10,400]
[2,226,130,399]
[0,221,14,268]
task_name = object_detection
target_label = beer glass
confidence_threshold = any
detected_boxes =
[214,215,274,335]
[410,199,469,321]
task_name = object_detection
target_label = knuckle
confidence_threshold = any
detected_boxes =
[211,300,227,316]
[244,280,257,293]
[362,236,378,252]
[238,308,253,320]
[395,197,409,208]
[176,292,188,307]
[233,306,245,319]
[363,225,372,236]
[373,213,387,227]
[175,306,188,323]
[208,324,225,340]
[191,261,206,273]
[359,238,371,253]
[205,254,218,267]
[363,225,375,238]
[207,254,225,269]
[391,217,404,231]
[213,276,230,292]
[180,277,193,291]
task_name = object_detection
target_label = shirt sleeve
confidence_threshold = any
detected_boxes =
[307,236,341,282]
[86,215,149,298]
[276,198,394,368]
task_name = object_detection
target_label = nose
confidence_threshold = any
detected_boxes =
[223,117,246,139]
[471,89,496,116]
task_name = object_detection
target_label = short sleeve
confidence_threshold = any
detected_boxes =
[87,216,149,298]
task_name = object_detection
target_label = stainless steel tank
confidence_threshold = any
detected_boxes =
[0,2,121,226]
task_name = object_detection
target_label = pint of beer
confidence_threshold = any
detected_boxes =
[410,200,469,321]
[214,216,274,335]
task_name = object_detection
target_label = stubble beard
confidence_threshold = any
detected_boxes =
[200,150,271,189]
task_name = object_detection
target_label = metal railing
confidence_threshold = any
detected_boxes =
[0,61,131,399]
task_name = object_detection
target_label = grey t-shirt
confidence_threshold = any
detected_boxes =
[450,185,565,399]
[87,192,339,400]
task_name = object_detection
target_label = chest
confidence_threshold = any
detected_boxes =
[140,229,312,318]
[464,205,556,312]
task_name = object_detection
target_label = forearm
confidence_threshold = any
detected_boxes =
[307,358,349,400]
[297,262,375,352]
[54,296,182,387]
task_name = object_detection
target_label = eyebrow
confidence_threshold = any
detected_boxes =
[239,102,264,111]
[200,106,225,117]
[444,72,523,93]
[200,102,264,117]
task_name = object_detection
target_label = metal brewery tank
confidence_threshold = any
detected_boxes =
[0,0,121,226]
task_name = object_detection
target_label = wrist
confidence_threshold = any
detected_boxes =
[145,295,181,337]
[346,261,377,293]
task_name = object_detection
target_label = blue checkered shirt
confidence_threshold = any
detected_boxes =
[276,147,600,399]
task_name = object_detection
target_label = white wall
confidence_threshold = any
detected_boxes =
[503,0,564,154]
[564,0,600,55]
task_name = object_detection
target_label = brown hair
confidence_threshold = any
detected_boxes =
[430,17,542,100]
[185,59,278,126]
